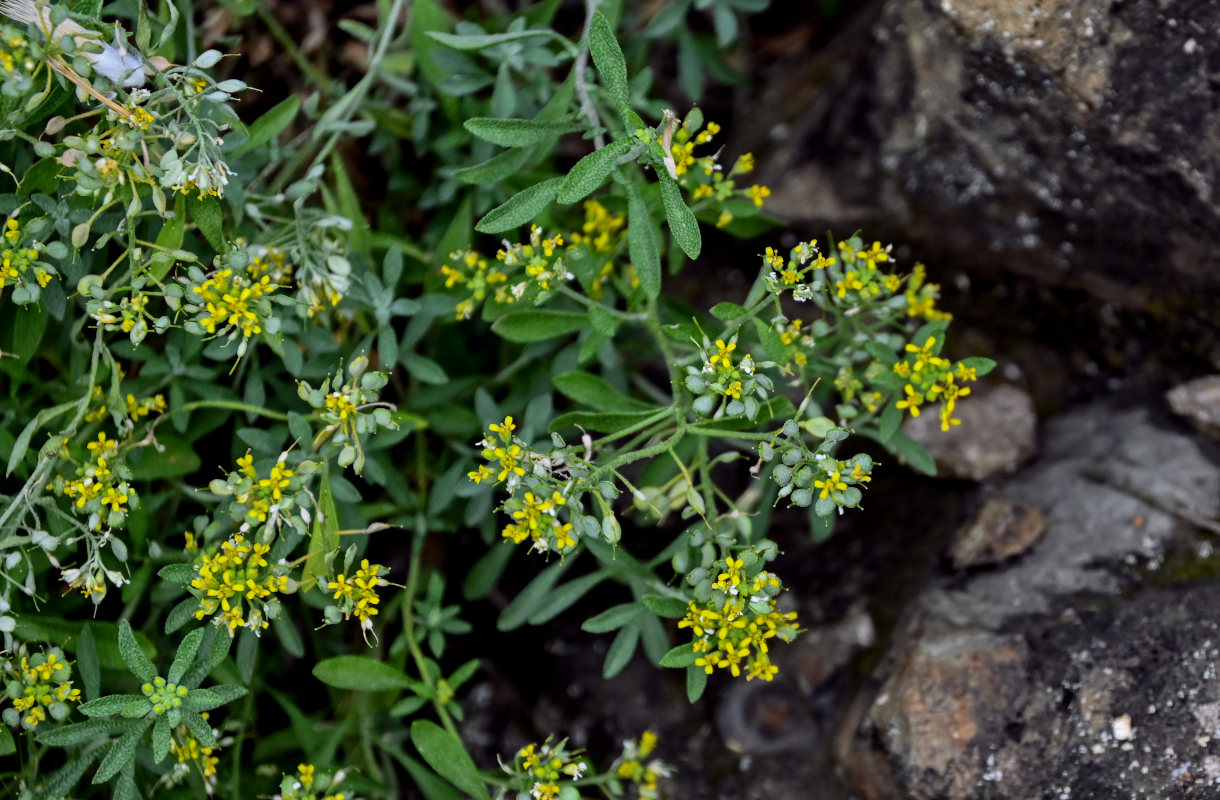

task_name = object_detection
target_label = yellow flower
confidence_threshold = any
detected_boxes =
[745,184,771,207]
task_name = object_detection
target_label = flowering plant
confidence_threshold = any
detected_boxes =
[0,1,991,798]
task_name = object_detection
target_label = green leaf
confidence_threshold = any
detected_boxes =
[181,626,232,688]
[34,751,96,800]
[589,11,629,108]
[709,301,748,322]
[229,94,300,158]
[686,664,707,702]
[463,118,582,148]
[187,194,225,253]
[659,174,701,259]
[168,628,204,685]
[626,181,661,299]
[879,401,902,443]
[402,352,449,385]
[752,317,787,362]
[427,28,571,53]
[0,726,12,757]
[641,594,687,618]
[302,465,339,589]
[126,432,202,480]
[36,719,121,747]
[603,623,639,678]
[6,399,74,477]
[558,138,632,204]
[553,371,654,412]
[78,694,144,718]
[491,308,586,343]
[152,714,171,763]
[113,763,138,800]
[157,563,195,585]
[93,719,150,784]
[410,720,492,800]
[117,620,156,684]
[462,542,514,600]
[581,602,641,633]
[77,623,100,701]
[549,409,660,434]
[475,176,563,234]
[864,340,900,366]
[392,749,465,800]
[453,146,533,185]
[165,598,200,634]
[497,558,572,631]
[205,684,250,706]
[527,571,606,626]
[891,430,937,476]
[182,710,216,748]
[11,305,46,361]
[313,656,412,692]
[14,616,155,672]
[660,643,697,668]
[960,356,997,376]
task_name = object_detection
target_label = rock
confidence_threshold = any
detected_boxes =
[791,601,876,694]
[836,401,1220,798]
[948,494,1045,569]
[902,384,1036,480]
[861,624,1030,799]
[748,0,1220,330]
[1167,375,1220,439]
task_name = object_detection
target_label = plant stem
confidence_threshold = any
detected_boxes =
[401,526,460,739]
[573,0,606,149]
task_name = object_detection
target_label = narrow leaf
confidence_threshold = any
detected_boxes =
[453,146,532,185]
[603,623,640,678]
[229,94,299,158]
[116,620,156,684]
[463,118,582,148]
[313,655,412,692]
[589,11,629,107]
[659,175,701,259]
[626,181,661,299]
[581,602,641,634]
[475,176,562,234]
[553,371,654,412]
[558,138,631,204]
[491,308,586,343]
[410,720,492,800]
[497,558,572,631]
[660,643,697,668]
[641,594,687,619]
[77,624,100,701]
[168,628,204,685]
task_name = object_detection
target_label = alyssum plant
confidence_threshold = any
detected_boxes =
[0,1,993,799]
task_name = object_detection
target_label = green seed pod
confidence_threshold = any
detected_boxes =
[794,466,814,489]
[782,447,802,467]
[791,488,813,507]
[773,464,792,486]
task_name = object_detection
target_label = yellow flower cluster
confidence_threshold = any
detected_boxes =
[170,717,220,787]
[470,416,528,486]
[0,29,33,74]
[126,392,167,420]
[515,739,588,800]
[777,318,809,367]
[670,117,769,227]
[327,559,388,631]
[679,558,798,682]
[445,200,641,319]
[279,763,348,800]
[233,453,296,524]
[702,338,756,401]
[501,490,575,553]
[441,249,509,320]
[613,731,668,800]
[0,219,54,295]
[2,648,81,730]
[123,105,155,130]
[891,337,977,430]
[191,533,290,633]
[60,431,136,532]
[190,267,277,338]
[903,262,952,321]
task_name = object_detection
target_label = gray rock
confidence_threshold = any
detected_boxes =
[902,384,1037,481]
[948,494,1045,569]
[749,0,1220,321]
[837,400,1220,798]
[1168,375,1220,439]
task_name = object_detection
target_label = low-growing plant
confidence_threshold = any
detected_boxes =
[0,1,993,798]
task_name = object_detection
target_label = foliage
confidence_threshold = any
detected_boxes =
[0,0,993,798]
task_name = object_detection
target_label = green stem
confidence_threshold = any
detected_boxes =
[401,528,460,739]
[254,4,330,87]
